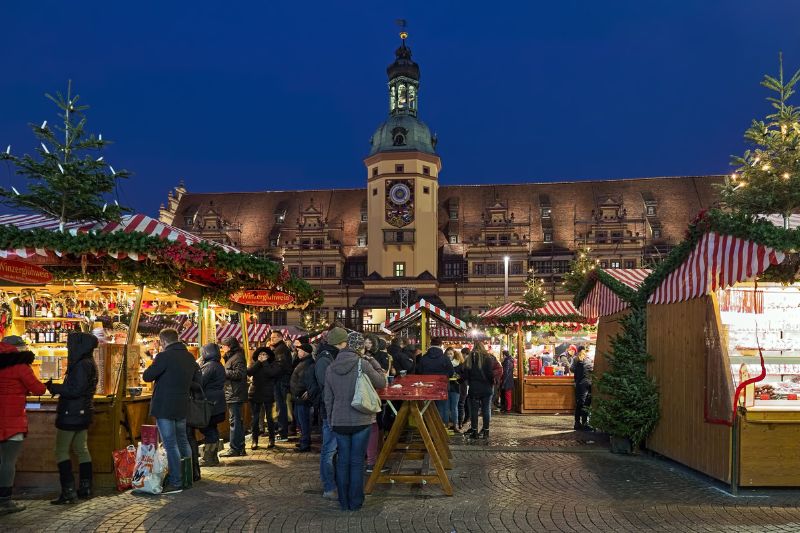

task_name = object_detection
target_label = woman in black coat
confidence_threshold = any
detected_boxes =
[570,346,593,431]
[197,343,226,467]
[46,332,99,504]
[247,347,281,449]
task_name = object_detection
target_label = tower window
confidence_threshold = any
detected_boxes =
[357,236,367,247]
[393,134,406,146]
[646,206,656,216]
[393,262,406,277]
[372,167,378,177]
[395,164,404,173]
[423,186,430,194]
[543,232,553,243]
[372,188,377,196]
[423,166,430,175]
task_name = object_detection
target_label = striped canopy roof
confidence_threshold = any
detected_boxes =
[578,268,651,319]
[648,232,785,305]
[479,300,585,326]
[0,213,240,260]
[382,298,467,334]
[180,323,294,344]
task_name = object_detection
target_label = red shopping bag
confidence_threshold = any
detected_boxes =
[112,445,137,491]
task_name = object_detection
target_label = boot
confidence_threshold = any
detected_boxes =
[0,487,25,516]
[479,428,489,439]
[466,429,479,439]
[192,456,201,482]
[51,460,77,505]
[200,442,220,467]
[76,462,93,499]
[251,435,259,450]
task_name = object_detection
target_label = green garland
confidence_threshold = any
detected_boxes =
[489,312,588,326]
[573,268,639,309]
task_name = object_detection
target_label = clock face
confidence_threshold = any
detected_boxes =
[389,183,412,205]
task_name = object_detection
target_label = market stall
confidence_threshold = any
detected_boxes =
[381,298,468,351]
[0,213,318,488]
[478,300,593,414]
[574,268,651,381]
[642,211,800,488]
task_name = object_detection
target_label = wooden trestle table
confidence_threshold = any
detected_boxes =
[365,374,454,496]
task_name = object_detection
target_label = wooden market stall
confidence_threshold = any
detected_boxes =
[478,300,593,414]
[574,268,651,381]
[381,298,468,351]
[0,213,318,488]
[643,212,800,489]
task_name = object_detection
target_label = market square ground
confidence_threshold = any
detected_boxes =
[2,415,799,533]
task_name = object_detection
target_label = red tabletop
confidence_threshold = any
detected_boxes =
[379,374,448,401]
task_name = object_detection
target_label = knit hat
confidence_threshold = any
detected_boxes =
[2,335,26,349]
[567,344,578,354]
[298,343,314,355]
[327,327,348,346]
[347,331,365,353]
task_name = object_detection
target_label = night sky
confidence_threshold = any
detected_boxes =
[2,1,800,217]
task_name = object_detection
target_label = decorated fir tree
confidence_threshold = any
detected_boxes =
[300,309,329,332]
[719,55,800,228]
[522,268,547,311]
[562,246,596,295]
[0,81,130,227]
[590,306,659,450]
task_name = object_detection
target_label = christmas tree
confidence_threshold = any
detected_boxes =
[0,81,130,227]
[562,245,596,295]
[300,309,329,332]
[719,55,800,228]
[522,268,547,311]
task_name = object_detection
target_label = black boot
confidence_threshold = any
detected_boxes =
[77,462,93,499]
[51,460,77,505]
[466,429,479,439]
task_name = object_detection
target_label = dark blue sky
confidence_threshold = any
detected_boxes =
[2,1,800,217]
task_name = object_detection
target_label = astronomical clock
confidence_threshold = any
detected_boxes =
[385,179,414,227]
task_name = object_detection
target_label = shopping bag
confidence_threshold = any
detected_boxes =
[112,445,137,491]
[131,442,167,494]
[351,358,382,414]
[181,456,193,489]
[141,424,159,445]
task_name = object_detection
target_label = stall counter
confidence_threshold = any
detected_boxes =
[521,376,575,414]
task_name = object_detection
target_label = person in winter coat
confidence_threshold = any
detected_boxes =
[247,346,281,450]
[501,351,515,413]
[416,338,455,424]
[268,331,293,441]
[387,337,405,375]
[570,346,594,431]
[366,335,390,372]
[314,327,348,500]
[324,331,387,512]
[489,353,503,411]
[463,341,495,439]
[46,332,99,504]
[390,337,416,374]
[445,348,464,433]
[457,347,471,428]
[197,343,226,467]
[219,336,247,457]
[142,328,200,494]
[289,343,318,452]
[0,339,46,515]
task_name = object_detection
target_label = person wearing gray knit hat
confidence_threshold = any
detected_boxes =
[326,327,348,347]
[347,331,365,354]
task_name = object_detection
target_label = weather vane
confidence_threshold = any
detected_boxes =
[396,19,408,41]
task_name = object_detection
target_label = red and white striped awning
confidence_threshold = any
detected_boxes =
[648,232,785,305]
[579,268,651,319]
[0,213,240,260]
[382,298,467,334]
[429,324,469,339]
[479,300,584,325]
[180,324,199,343]
[215,323,272,343]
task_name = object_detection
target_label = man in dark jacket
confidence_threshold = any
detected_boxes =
[464,343,495,439]
[290,343,318,452]
[247,347,282,449]
[314,326,348,499]
[142,328,200,494]
[218,337,247,457]
[268,330,293,441]
[416,338,454,424]
[198,343,226,466]
[388,337,409,374]
[365,334,390,372]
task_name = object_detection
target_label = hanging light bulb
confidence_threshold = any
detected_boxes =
[730,173,738,181]
[41,143,49,154]
[58,163,65,173]
[109,166,115,175]
[784,173,791,180]
[96,156,104,162]
[762,164,771,171]
[11,187,20,196]
[40,120,47,129]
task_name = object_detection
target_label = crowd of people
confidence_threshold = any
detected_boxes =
[0,324,591,515]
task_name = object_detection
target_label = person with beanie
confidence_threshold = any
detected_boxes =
[247,346,281,450]
[570,346,594,431]
[197,343,226,467]
[219,336,248,457]
[0,339,46,515]
[46,332,99,504]
[289,343,318,452]
[314,326,348,500]
[323,331,387,511]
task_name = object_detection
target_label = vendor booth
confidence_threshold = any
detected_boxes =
[574,268,651,380]
[381,298,468,349]
[643,212,800,489]
[0,213,317,488]
[478,300,593,414]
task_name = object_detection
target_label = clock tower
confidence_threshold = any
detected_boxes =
[364,31,441,279]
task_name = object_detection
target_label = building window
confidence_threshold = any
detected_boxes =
[313,238,324,249]
[541,208,551,219]
[543,232,552,243]
[325,265,336,278]
[395,164,404,173]
[653,228,662,239]
[384,230,414,244]
[372,188,378,196]
[610,261,621,269]
[347,262,367,279]
[448,234,458,244]
[302,266,311,278]
[499,234,510,246]
[357,236,367,247]
[394,262,405,277]
[486,263,498,275]
[444,262,462,277]
[646,205,656,216]
[449,208,458,220]
[360,211,368,222]
[600,261,608,269]
[372,167,378,177]
[624,259,636,269]
[510,262,523,275]
[611,231,623,244]
[423,186,430,194]
[473,263,484,276]
[313,266,322,278]
[487,235,497,246]
[595,231,607,244]
[422,166,430,175]
[289,266,299,277]
[183,215,194,226]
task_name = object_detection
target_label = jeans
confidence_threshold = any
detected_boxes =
[319,417,337,493]
[435,399,449,425]
[575,382,592,426]
[227,402,245,452]
[294,402,311,450]
[156,418,192,486]
[458,383,469,426]
[0,439,23,488]
[198,413,225,445]
[469,395,492,432]
[275,382,289,438]
[250,400,275,443]
[334,426,371,511]
[447,391,460,427]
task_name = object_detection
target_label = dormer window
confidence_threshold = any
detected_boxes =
[183,215,194,227]
[360,211,368,222]
[646,206,656,216]
[391,127,408,147]
[541,207,551,219]
[543,232,553,243]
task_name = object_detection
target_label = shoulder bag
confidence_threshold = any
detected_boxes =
[351,358,382,414]
[187,387,212,428]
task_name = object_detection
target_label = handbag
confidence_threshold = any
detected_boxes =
[351,358,382,414]
[187,387,212,428]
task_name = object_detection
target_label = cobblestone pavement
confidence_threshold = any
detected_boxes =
[4,414,800,532]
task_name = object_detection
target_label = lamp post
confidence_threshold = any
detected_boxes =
[503,255,510,303]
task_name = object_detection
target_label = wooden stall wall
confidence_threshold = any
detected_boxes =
[646,296,731,483]
[593,310,628,384]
